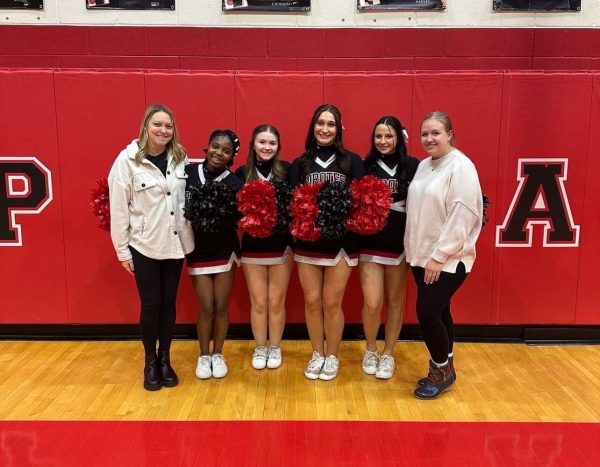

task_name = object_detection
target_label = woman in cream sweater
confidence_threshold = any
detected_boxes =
[405,111,483,400]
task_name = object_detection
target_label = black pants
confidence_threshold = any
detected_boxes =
[411,262,467,364]
[130,247,184,355]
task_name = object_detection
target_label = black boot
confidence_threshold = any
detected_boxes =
[158,349,178,388]
[414,360,455,400]
[418,355,456,386]
[144,352,162,391]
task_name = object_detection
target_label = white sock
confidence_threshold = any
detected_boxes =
[434,359,448,368]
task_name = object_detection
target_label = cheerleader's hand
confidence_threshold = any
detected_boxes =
[121,259,135,276]
[424,258,443,285]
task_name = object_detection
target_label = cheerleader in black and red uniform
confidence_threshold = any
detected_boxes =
[234,124,293,371]
[185,129,243,380]
[359,116,419,380]
[289,104,364,381]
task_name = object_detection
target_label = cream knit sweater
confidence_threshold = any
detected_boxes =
[404,148,483,273]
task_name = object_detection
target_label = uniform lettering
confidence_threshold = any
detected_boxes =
[305,172,347,184]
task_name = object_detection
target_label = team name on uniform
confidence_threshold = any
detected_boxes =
[305,172,347,184]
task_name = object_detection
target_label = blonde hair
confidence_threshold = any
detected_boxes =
[422,111,455,147]
[135,104,186,164]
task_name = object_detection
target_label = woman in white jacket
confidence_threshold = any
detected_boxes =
[108,104,193,391]
[405,111,483,400]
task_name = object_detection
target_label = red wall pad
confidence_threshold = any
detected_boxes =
[145,71,237,323]
[0,70,68,324]
[323,73,415,323]
[494,73,590,324]
[0,70,598,326]
[410,73,503,324]
[232,72,325,322]
[54,71,147,324]
[575,74,600,325]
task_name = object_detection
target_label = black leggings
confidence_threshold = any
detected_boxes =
[411,262,467,364]
[130,247,184,355]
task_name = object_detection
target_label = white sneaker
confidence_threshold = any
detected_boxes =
[252,345,268,370]
[196,354,212,379]
[318,355,340,381]
[304,351,325,380]
[267,346,282,369]
[362,349,379,375]
[211,353,228,378]
[376,354,395,379]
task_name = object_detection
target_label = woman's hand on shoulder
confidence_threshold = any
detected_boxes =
[424,258,443,285]
[121,259,134,276]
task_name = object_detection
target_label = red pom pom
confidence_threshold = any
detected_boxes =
[346,175,392,235]
[289,183,322,241]
[90,178,111,232]
[237,180,277,238]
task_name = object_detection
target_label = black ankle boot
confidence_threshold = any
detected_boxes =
[414,360,454,400]
[418,355,456,386]
[158,349,178,388]
[144,352,162,391]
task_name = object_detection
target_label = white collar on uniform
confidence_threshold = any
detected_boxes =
[376,158,397,177]
[315,154,336,169]
[257,170,273,181]
[198,162,230,185]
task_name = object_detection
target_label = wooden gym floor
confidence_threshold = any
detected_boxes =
[0,340,599,466]
[0,340,598,422]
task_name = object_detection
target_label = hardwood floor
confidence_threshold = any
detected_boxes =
[1,340,598,422]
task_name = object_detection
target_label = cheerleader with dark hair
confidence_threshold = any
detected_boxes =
[359,116,419,380]
[185,129,243,380]
[289,104,364,381]
[235,124,293,370]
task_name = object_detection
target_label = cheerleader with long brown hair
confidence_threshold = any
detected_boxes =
[289,104,364,381]
[235,124,293,370]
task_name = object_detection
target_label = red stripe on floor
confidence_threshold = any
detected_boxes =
[0,421,598,466]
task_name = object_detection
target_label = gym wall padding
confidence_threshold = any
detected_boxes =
[0,70,597,326]
[144,72,238,323]
[573,74,600,325]
[4,27,600,73]
[323,74,416,324]
[232,72,325,323]
[0,70,68,324]
[54,71,147,324]
[494,73,591,325]
[410,73,503,325]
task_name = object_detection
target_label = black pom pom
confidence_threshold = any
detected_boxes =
[184,181,236,233]
[273,181,292,235]
[316,181,352,240]
[482,192,492,228]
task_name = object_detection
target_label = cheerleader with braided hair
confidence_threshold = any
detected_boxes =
[185,129,243,380]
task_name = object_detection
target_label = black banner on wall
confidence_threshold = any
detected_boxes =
[223,1,310,11]
[0,0,43,8]
[357,0,445,10]
[86,0,175,9]
[493,0,580,10]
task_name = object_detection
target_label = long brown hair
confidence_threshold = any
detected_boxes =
[135,104,186,164]
[299,104,353,181]
[244,124,287,182]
